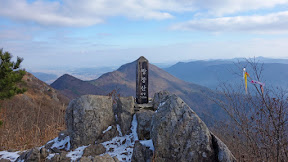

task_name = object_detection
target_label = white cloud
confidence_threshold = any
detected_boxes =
[0,0,175,26]
[0,0,102,26]
[172,11,288,33]
[192,0,288,16]
[0,0,288,27]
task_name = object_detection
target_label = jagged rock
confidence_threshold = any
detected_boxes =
[16,148,40,162]
[136,109,154,140]
[98,125,119,143]
[0,159,10,162]
[66,95,115,148]
[150,92,236,162]
[93,154,119,162]
[40,147,49,159]
[115,96,135,135]
[211,133,236,162]
[50,147,61,153]
[79,156,93,162]
[113,156,120,162]
[44,141,54,150]
[131,141,153,162]
[82,144,106,157]
[58,130,69,141]
[49,152,70,162]
[152,90,170,111]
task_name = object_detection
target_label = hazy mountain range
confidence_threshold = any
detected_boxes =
[30,66,116,84]
[164,58,288,89]
[47,57,288,126]
[33,57,288,91]
[50,59,225,126]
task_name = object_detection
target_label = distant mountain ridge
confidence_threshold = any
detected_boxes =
[51,59,225,125]
[165,59,288,89]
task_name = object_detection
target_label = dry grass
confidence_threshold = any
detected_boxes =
[0,95,67,151]
[0,73,69,151]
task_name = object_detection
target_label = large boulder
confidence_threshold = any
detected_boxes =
[211,133,236,162]
[136,109,154,140]
[114,96,135,135]
[66,95,116,148]
[49,152,70,162]
[82,144,106,157]
[150,92,236,162]
[131,141,153,162]
[152,90,170,111]
[93,154,119,162]
[16,148,40,162]
[66,95,136,148]
[79,154,119,162]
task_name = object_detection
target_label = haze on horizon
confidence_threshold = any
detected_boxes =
[1,0,288,71]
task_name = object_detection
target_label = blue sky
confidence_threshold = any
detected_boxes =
[1,0,288,72]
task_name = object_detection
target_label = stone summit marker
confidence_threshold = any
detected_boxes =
[136,56,149,104]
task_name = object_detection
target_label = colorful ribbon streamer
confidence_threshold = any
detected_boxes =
[251,80,265,94]
[242,67,265,94]
[243,68,250,94]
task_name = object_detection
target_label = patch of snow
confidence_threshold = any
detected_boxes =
[115,114,118,121]
[140,140,154,151]
[131,115,138,141]
[0,151,21,162]
[66,145,88,161]
[117,124,123,136]
[46,153,56,160]
[51,136,71,151]
[101,114,139,162]
[156,101,166,112]
[159,101,166,107]
[103,126,112,134]
[202,152,207,158]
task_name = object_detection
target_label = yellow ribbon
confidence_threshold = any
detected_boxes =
[244,72,249,94]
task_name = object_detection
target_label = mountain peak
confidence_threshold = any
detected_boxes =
[137,56,148,61]
[61,74,77,79]
[51,74,104,99]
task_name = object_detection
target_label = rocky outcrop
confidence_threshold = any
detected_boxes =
[49,152,70,162]
[136,109,154,140]
[16,148,41,162]
[152,90,170,110]
[131,141,153,162]
[115,96,135,135]
[79,154,119,162]
[211,133,236,162]
[150,91,236,162]
[12,92,236,162]
[82,144,106,157]
[65,95,137,148]
[66,95,116,148]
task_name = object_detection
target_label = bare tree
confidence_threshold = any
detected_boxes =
[212,58,288,162]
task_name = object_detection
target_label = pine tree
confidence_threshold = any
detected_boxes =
[0,48,26,100]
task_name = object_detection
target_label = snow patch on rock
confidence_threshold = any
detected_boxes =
[46,153,56,160]
[103,126,112,134]
[66,145,88,161]
[0,151,21,162]
[140,140,154,151]
[49,136,71,151]
[101,114,139,162]
[117,124,123,136]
